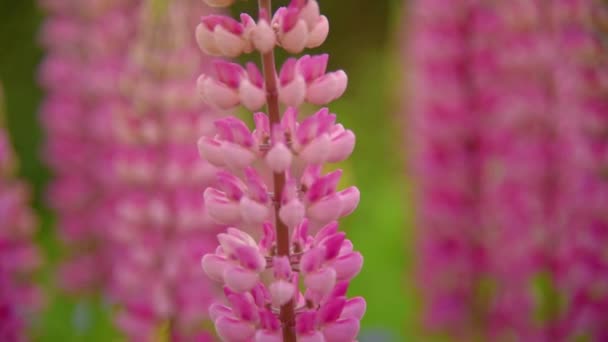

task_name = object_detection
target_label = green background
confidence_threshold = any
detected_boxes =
[0,0,419,340]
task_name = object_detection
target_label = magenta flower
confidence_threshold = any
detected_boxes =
[39,0,139,294]
[410,0,608,340]
[104,1,223,339]
[552,0,608,339]
[0,109,41,341]
[197,0,365,340]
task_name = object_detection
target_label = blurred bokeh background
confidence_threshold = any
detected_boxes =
[1,0,413,340]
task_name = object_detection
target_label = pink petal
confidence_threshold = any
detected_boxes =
[342,297,366,320]
[314,221,339,244]
[299,134,331,165]
[281,20,308,54]
[259,309,281,331]
[307,194,343,224]
[281,6,300,32]
[216,171,245,200]
[214,26,245,57]
[234,245,266,272]
[296,311,318,335]
[217,232,245,256]
[327,130,355,163]
[227,227,258,246]
[201,254,228,282]
[306,74,340,105]
[222,142,257,170]
[198,136,226,167]
[300,247,326,274]
[279,199,305,228]
[298,54,328,82]
[266,142,293,172]
[323,232,346,260]
[304,267,337,297]
[331,252,363,281]
[254,112,270,140]
[306,15,329,48]
[239,79,266,111]
[209,303,232,322]
[331,70,348,100]
[279,75,307,107]
[214,61,244,88]
[200,76,240,110]
[215,316,256,342]
[255,330,282,342]
[322,318,360,342]
[252,20,276,53]
[279,58,298,85]
[204,188,242,225]
[239,197,270,224]
[270,280,296,307]
[307,169,342,202]
[298,332,325,342]
[227,293,259,323]
[244,167,270,203]
[223,265,260,293]
[316,297,346,325]
[299,0,321,27]
[259,222,276,252]
[245,62,265,88]
[272,256,292,279]
[337,187,360,217]
[195,23,220,55]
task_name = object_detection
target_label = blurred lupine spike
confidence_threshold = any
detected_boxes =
[196,0,365,341]
[40,0,223,339]
[106,0,223,340]
[39,0,139,295]
[0,83,42,342]
[409,0,608,340]
[553,0,608,340]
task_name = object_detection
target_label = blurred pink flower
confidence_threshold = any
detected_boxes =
[0,128,42,341]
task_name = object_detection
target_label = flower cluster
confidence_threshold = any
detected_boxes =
[38,0,138,293]
[410,0,608,340]
[409,0,483,334]
[0,112,41,341]
[553,1,608,340]
[105,1,222,340]
[470,2,557,340]
[196,0,365,341]
[195,0,327,57]
[197,55,347,111]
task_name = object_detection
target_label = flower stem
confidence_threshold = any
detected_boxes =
[257,1,296,340]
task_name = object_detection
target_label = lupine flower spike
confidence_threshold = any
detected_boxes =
[38,0,138,294]
[0,84,42,341]
[197,0,365,341]
[106,0,222,340]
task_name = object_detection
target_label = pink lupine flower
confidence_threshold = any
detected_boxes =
[409,0,500,337]
[409,0,608,340]
[272,0,329,53]
[39,0,139,294]
[104,0,223,339]
[208,280,364,342]
[0,109,41,341]
[552,0,608,340]
[196,14,255,57]
[278,55,348,107]
[197,61,266,111]
[195,0,364,340]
